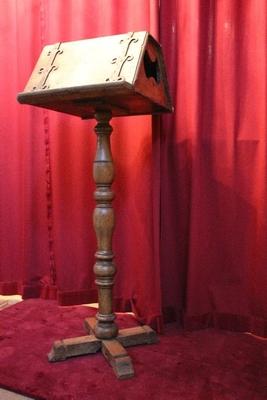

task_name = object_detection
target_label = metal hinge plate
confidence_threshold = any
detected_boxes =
[32,42,63,91]
[106,32,139,83]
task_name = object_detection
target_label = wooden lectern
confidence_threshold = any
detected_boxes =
[18,31,172,379]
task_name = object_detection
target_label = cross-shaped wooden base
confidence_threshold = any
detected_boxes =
[48,317,158,379]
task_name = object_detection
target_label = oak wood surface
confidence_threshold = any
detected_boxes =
[48,335,101,362]
[93,111,118,340]
[102,339,134,379]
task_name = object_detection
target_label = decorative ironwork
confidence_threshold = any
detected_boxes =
[32,42,63,90]
[106,32,138,82]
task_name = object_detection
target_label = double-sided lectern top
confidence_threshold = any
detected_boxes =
[18,31,172,117]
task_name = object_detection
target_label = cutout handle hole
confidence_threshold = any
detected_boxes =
[144,51,160,84]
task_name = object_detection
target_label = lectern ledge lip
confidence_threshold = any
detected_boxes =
[17,81,134,104]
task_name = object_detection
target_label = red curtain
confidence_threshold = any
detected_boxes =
[0,0,161,329]
[1,0,267,336]
[160,0,267,336]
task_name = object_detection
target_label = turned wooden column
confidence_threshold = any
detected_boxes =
[93,110,118,340]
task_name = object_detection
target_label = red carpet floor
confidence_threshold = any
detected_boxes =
[0,299,266,400]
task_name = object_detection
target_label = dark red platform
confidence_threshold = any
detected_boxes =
[0,299,266,400]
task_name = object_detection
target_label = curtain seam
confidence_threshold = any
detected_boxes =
[40,0,57,287]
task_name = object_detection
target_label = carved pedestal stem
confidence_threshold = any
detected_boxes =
[48,110,158,378]
[93,111,118,340]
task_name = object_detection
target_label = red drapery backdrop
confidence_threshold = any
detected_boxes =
[160,0,267,336]
[1,0,267,336]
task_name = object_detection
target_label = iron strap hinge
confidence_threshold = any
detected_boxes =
[32,42,63,91]
[106,32,138,82]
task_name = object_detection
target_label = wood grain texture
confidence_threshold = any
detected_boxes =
[84,316,97,334]
[117,325,158,347]
[102,339,134,379]
[48,335,101,362]
[93,111,118,340]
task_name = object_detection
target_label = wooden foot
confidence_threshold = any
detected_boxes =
[102,339,134,379]
[48,334,101,362]
[117,325,158,347]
